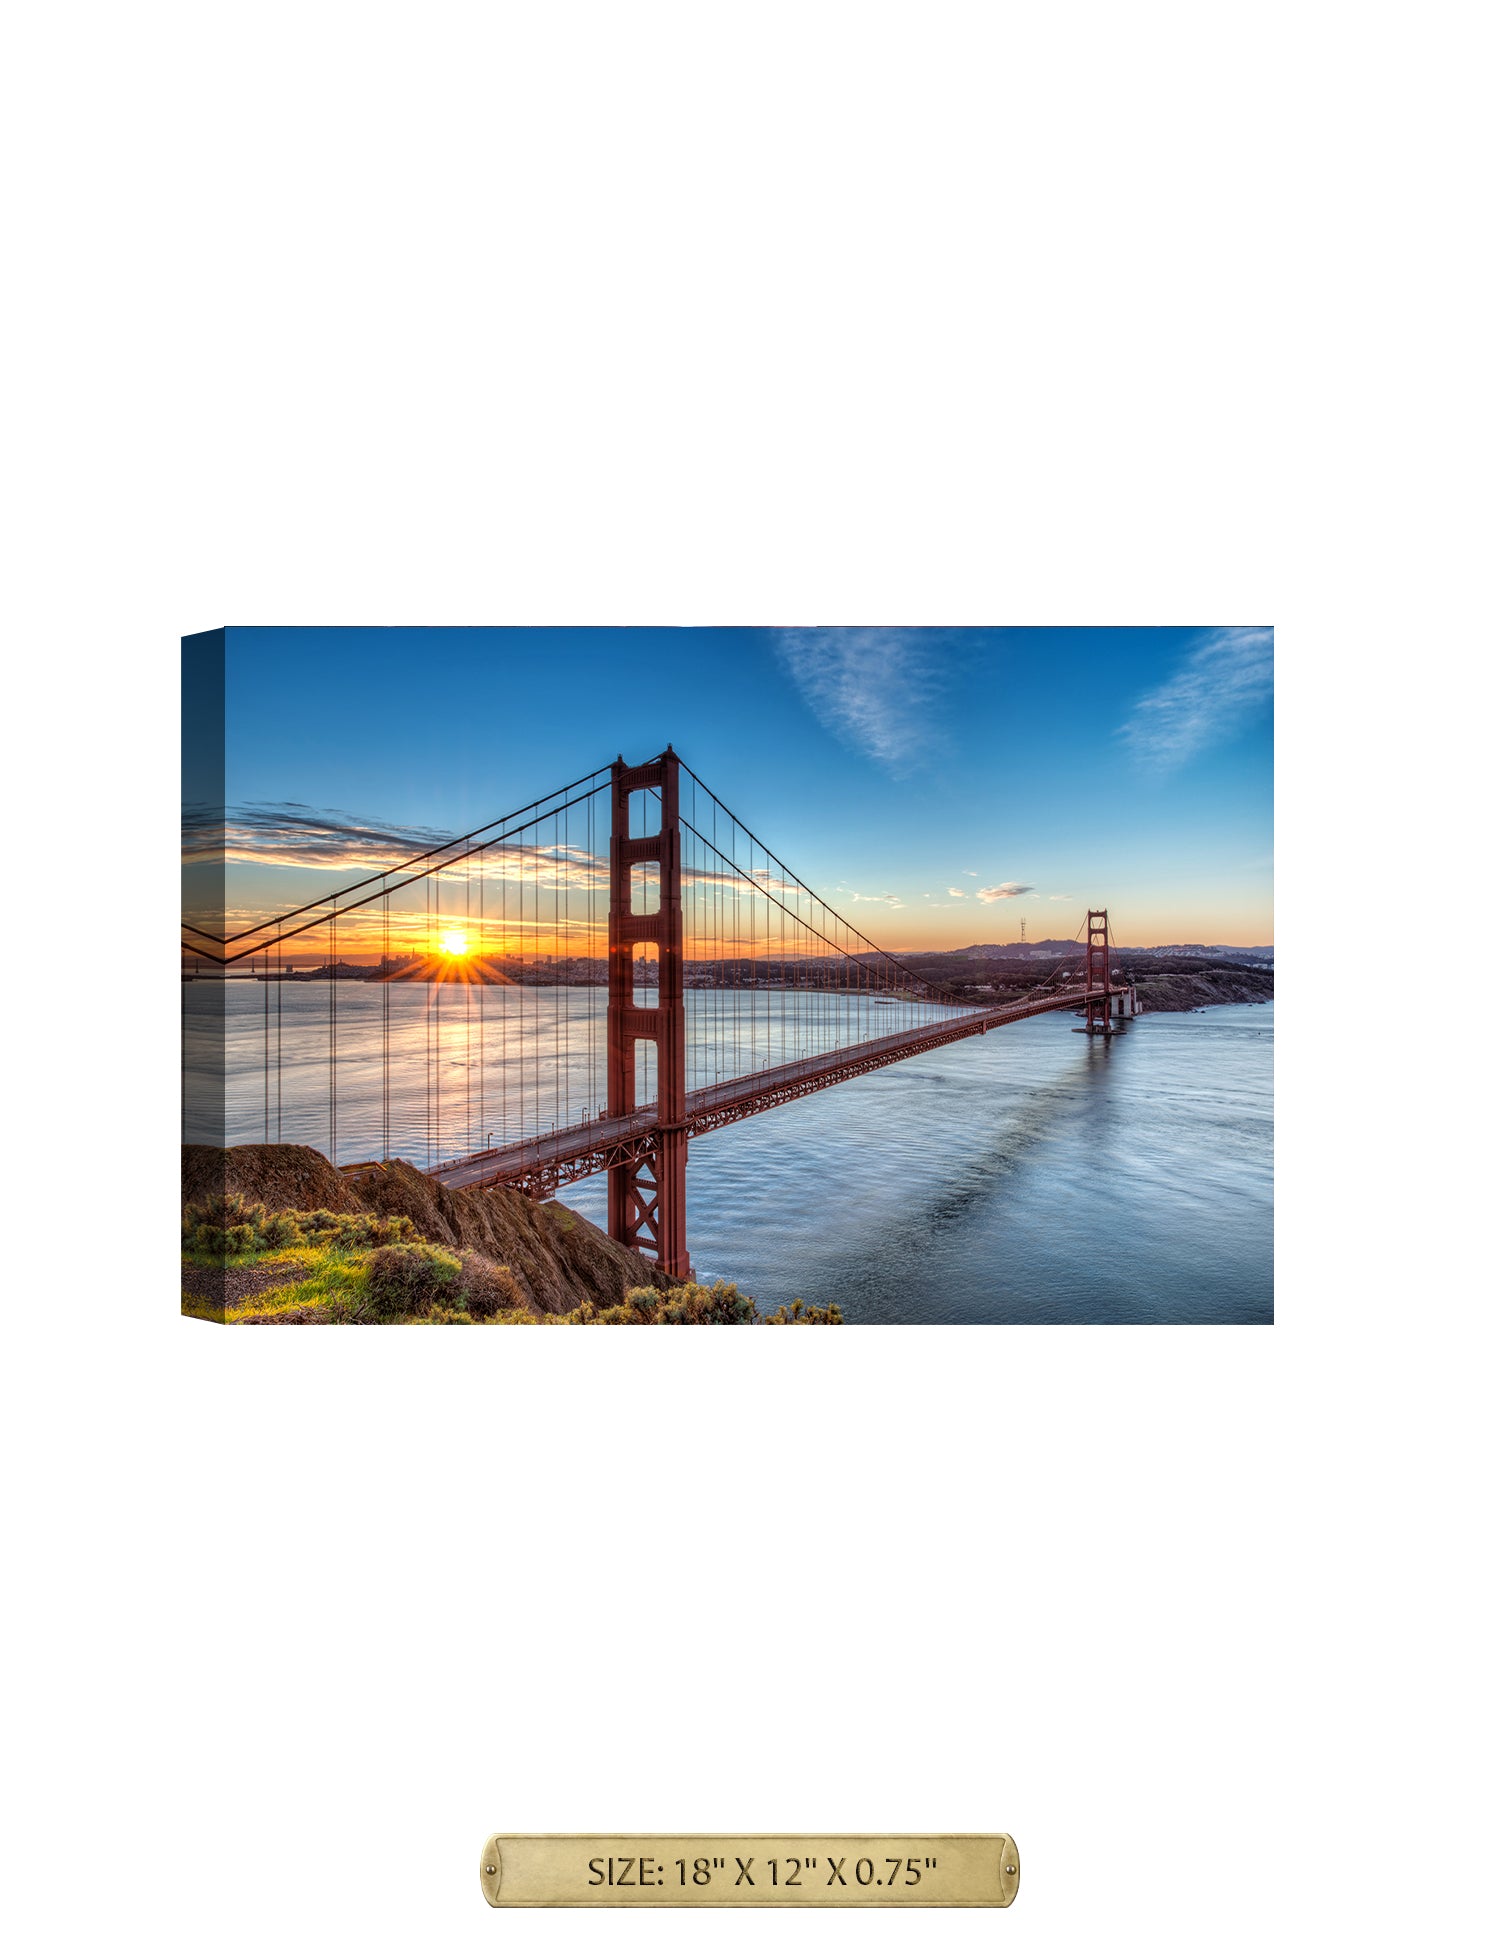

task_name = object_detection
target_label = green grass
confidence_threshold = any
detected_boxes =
[180,1244,369,1322]
[234,1249,371,1322]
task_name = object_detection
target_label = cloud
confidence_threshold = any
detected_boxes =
[186,801,453,871]
[846,890,905,908]
[771,627,957,772]
[196,801,615,897]
[976,882,1033,903]
[963,870,978,877]
[947,887,968,898]
[686,860,802,903]
[1048,893,1073,901]
[1118,626,1273,771]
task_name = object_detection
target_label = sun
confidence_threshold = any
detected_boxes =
[440,931,470,957]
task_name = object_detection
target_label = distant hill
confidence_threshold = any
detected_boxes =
[945,940,1272,963]
[950,940,1083,959]
[1139,944,1274,961]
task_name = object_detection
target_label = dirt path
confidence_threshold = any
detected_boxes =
[182,1260,309,1319]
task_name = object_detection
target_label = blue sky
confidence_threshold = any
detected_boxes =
[214,625,1272,948]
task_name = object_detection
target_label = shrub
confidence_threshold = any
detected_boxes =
[362,1241,462,1321]
[258,1211,305,1249]
[182,1189,268,1258]
[181,1198,420,1262]
[185,1189,264,1232]
[361,1213,417,1247]
[658,1280,757,1324]
[291,1210,414,1249]
[455,1252,528,1320]
[764,1298,843,1325]
[580,1283,842,1325]
[184,1217,260,1257]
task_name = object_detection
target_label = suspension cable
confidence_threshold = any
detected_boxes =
[190,779,613,966]
[183,764,613,945]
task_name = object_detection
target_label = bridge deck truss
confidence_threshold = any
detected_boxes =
[429,983,1132,1201]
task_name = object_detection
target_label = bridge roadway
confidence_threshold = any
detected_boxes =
[427,985,1130,1200]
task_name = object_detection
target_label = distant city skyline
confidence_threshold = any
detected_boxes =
[193,626,1273,953]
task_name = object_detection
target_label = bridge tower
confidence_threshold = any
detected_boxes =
[607,749,691,1279]
[1084,908,1113,1035]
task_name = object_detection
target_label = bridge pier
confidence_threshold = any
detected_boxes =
[606,749,691,1280]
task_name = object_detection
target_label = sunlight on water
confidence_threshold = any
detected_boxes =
[189,983,611,1167]
[188,983,962,1169]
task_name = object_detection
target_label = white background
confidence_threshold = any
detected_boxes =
[4,4,1493,1946]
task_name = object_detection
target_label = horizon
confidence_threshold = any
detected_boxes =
[188,626,1273,955]
[181,932,1276,970]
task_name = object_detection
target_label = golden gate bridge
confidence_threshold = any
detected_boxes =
[183,749,1136,1278]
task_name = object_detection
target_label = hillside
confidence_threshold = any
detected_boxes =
[183,1143,669,1313]
[1126,966,1275,1013]
[899,945,1273,1012]
[180,1144,837,1326]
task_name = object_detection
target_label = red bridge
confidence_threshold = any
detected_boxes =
[185,748,1135,1279]
[428,751,1134,1275]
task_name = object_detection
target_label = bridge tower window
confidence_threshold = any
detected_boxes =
[633,941,659,1007]
[628,789,660,839]
[630,861,660,915]
[634,1037,658,1109]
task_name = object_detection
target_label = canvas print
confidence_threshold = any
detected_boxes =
[182,627,1272,1325]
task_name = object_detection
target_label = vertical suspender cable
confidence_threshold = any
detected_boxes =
[426,871,432,1167]
[434,869,439,1160]
[589,788,597,1115]
[478,845,485,1147]
[382,883,390,1160]
[465,851,472,1151]
[554,807,560,1132]
[329,910,337,1165]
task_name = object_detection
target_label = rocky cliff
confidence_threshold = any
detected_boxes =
[182,1144,671,1316]
[1131,967,1274,1013]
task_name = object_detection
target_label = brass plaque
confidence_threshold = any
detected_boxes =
[479,1834,1019,1907]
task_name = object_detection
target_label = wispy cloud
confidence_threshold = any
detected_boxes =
[846,890,905,908]
[188,801,451,871]
[962,870,978,877]
[977,882,1033,903]
[197,802,614,895]
[1118,626,1273,771]
[771,627,957,773]
[1048,893,1073,901]
[947,886,968,898]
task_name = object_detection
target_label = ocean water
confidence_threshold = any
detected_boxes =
[570,1000,1273,1324]
[189,984,1272,1325]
